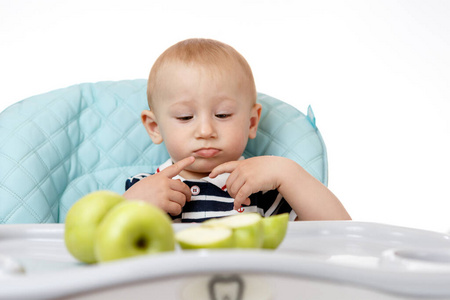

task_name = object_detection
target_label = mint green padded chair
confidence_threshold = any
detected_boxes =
[0,80,327,223]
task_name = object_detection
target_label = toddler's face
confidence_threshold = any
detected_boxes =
[147,62,260,179]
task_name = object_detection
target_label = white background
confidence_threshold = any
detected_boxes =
[1,0,449,233]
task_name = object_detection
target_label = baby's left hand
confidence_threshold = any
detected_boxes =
[209,156,290,210]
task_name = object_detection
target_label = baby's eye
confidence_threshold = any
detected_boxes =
[176,116,193,121]
[215,113,232,119]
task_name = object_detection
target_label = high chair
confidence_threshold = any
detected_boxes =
[1,81,450,299]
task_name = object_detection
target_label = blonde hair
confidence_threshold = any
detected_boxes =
[147,38,256,108]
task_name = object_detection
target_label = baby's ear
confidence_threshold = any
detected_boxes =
[141,110,163,144]
[248,103,262,139]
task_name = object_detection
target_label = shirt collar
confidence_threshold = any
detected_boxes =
[156,157,245,191]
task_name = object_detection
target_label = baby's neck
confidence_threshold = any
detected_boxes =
[179,169,210,180]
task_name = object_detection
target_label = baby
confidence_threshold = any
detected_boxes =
[124,38,351,223]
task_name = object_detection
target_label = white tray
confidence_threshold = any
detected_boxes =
[1,221,450,300]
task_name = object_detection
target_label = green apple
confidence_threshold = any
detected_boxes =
[261,213,289,249]
[64,190,125,264]
[94,201,175,262]
[176,226,233,249]
[204,213,264,248]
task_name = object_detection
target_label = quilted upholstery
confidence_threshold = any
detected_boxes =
[0,79,327,224]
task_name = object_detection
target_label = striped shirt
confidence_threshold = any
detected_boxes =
[125,158,297,223]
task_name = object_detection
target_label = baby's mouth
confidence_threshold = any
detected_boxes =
[194,148,220,158]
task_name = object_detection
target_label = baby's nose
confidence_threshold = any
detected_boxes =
[196,118,217,138]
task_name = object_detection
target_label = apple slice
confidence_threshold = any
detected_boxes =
[64,190,125,264]
[94,201,175,262]
[261,213,289,249]
[176,226,233,249]
[204,213,264,248]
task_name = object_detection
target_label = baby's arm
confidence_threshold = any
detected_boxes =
[123,156,195,216]
[209,156,351,221]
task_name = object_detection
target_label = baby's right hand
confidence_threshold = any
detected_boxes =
[123,156,195,216]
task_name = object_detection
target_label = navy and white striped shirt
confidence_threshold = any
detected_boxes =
[125,158,297,223]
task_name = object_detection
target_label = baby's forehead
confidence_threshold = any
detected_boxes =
[155,63,251,99]
[159,59,243,77]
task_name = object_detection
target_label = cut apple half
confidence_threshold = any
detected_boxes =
[204,213,264,248]
[261,213,289,249]
[176,226,233,249]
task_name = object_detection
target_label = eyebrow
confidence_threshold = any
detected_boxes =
[167,100,194,109]
[168,96,238,106]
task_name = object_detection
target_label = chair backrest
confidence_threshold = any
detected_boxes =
[0,80,327,224]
